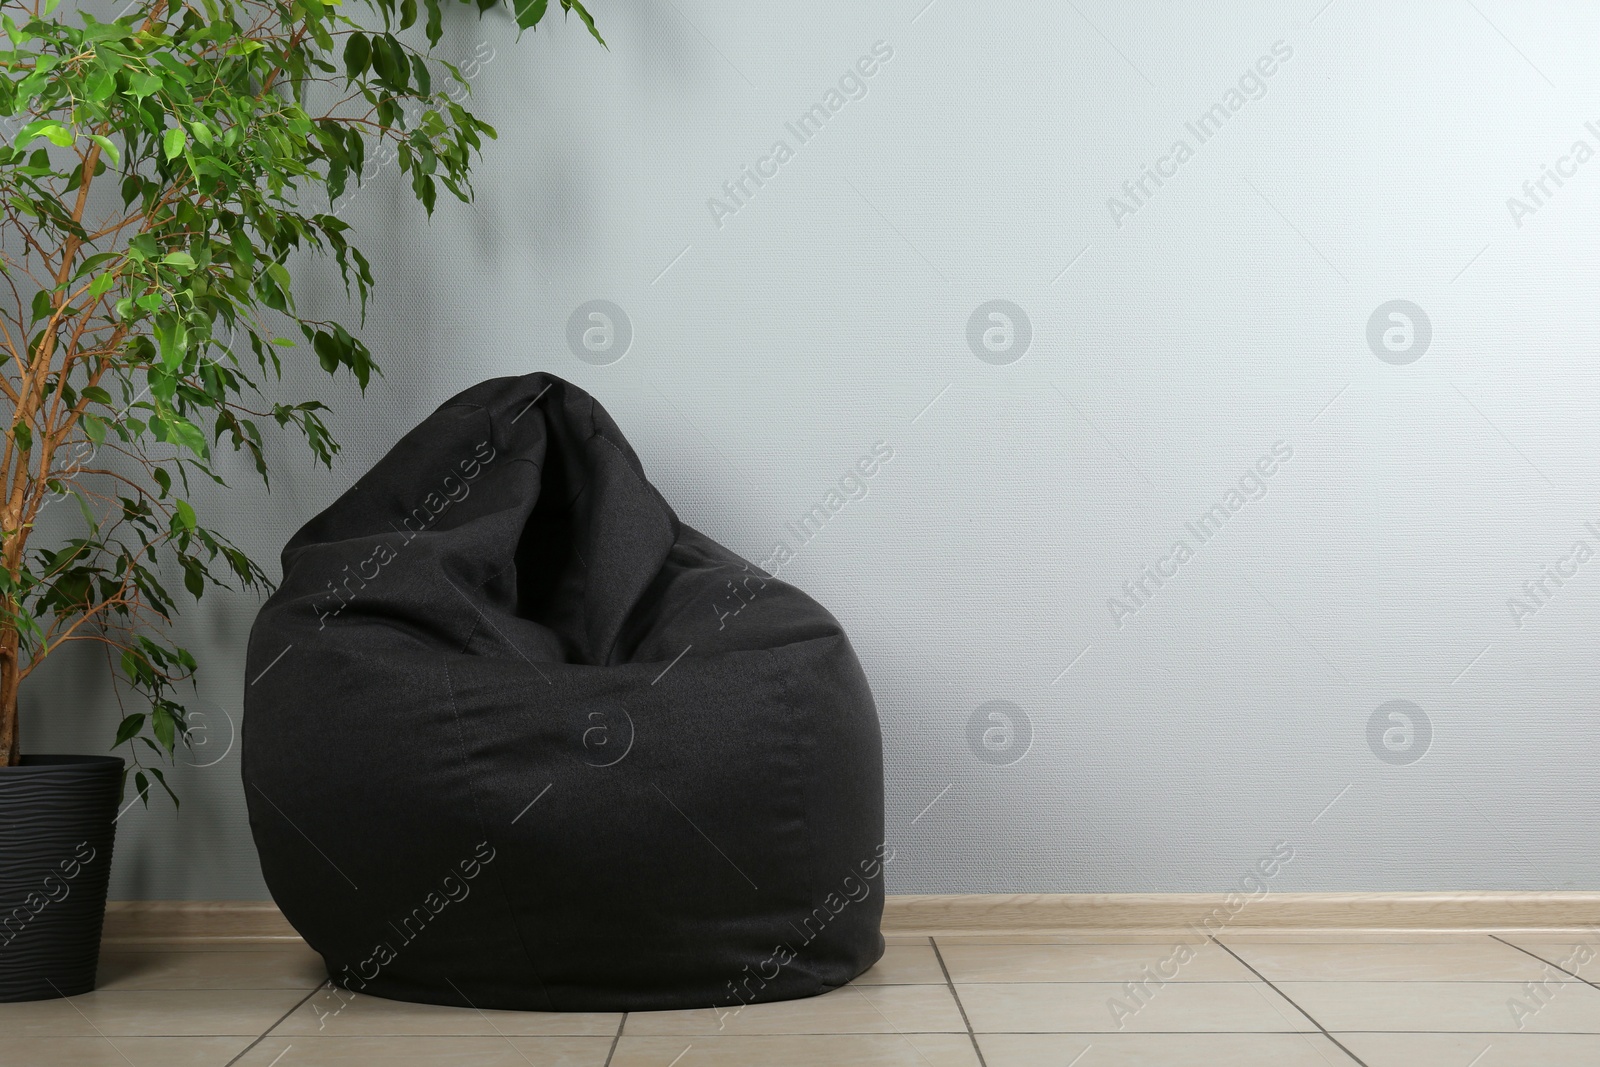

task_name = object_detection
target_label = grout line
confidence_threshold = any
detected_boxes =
[1490,934,1600,990]
[443,977,545,1067]
[1212,939,1370,1066]
[913,1028,1600,1033]
[930,936,989,1067]
[839,982,944,1067]
[43,979,137,1067]
[879,977,1582,984]
[603,1012,627,1067]
[222,980,330,1067]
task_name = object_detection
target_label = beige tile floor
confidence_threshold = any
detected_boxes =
[3,929,1600,1065]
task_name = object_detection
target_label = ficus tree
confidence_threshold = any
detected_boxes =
[0,0,601,798]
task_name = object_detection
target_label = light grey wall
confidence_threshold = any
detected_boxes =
[27,0,1600,897]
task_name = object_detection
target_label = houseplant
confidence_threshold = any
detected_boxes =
[0,0,600,1001]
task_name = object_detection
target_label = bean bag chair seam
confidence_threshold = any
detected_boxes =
[456,560,515,655]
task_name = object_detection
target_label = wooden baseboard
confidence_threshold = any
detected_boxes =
[101,893,1600,945]
[103,901,300,944]
[881,893,1600,932]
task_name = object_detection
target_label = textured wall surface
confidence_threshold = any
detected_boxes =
[25,0,1600,898]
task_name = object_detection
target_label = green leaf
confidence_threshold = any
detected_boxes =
[163,414,209,458]
[564,0,606,46]
[155,316,189,368]
[11,423,31,452]
[344,32,370,81]
[86,70,116,103]
[16,120,73,148]
[370,34,395,85]
[82,413,106,446]
[148,766,179,808]
[113,713,146,747]
[513,0,548,31]
[161,251,196,271]
[174,499,197,531]
[387,35,410,90]
[425,0,443,44]
[87,273,117,299]
[127,70,162,98]
[87,133,121,166]
[182,556,205,598]
[163,128,187,160]
[152,705,176,751]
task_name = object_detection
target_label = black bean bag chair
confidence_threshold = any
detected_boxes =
[242,372,885,1012]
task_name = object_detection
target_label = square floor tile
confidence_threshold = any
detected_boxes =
[978,1032,1362,1066]
[0,989,311,1037]
[920,932,1204,945]
[274,989,620,1036]
[1336,1032,1600,1066]
[97,946,327,990]
[855,942,947,984]
[1220,930,1520,943]
[956,981,1315,1033]
[609,1033,981,1066]
[234,1034,615,1066]
[1496,937,1600,980]
[100,939,309,952]
[0,1036,253,1067]
[1278,980,1600,1032]
[938,940,1255,983]
[624,984,966,1036]
[1221,939,1560,981]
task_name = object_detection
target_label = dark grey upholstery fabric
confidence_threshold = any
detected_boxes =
[242,373,885,1011]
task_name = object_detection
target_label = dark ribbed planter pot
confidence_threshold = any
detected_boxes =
[0,755,123,1002]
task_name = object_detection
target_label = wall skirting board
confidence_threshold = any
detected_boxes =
[101,893,1600,945]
